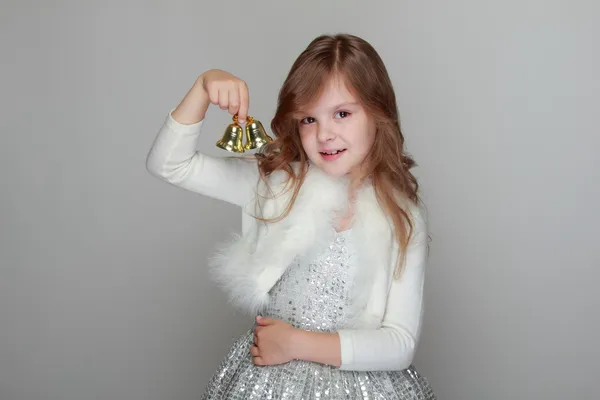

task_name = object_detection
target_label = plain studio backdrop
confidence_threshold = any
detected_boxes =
[1,1,598,399]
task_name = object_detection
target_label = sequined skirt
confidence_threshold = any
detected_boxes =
[200,328,437,400]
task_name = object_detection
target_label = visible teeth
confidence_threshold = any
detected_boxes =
[323,150,340,155]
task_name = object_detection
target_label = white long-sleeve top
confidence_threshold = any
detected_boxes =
[146,109,428,372]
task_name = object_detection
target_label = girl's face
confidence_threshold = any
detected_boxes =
[297,77,376,178]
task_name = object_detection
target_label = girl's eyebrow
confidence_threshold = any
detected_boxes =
[331,101,360,109]
[296,102,360,117]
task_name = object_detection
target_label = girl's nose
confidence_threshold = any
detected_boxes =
[316,126,335,143]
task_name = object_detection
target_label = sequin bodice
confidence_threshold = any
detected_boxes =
[263,229,357,333]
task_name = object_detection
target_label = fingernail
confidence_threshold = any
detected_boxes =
[256,315,262,320]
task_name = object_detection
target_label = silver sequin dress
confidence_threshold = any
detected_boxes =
[201,230,437,399]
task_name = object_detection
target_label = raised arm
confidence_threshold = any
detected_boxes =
[146,71,259,207]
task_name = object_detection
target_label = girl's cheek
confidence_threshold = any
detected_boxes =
[298,125,309,136]
[299,127,316,142]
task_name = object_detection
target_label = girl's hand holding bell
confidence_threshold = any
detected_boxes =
[198,69,250,123]
[171,69,249,126]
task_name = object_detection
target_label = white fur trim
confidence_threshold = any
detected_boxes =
[208,162,400,328]
[208,163,350,316]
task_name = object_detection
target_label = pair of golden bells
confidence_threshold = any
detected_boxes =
[216,115,273,153]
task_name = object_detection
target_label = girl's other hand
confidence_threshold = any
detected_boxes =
[250,316,298,366]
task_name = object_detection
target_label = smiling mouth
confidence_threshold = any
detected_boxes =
[320,149,347,155]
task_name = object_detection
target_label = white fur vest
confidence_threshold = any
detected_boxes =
[207,164,403,329]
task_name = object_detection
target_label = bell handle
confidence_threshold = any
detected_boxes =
[232,114,255,124]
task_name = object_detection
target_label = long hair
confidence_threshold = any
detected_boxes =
[255,33,422,278]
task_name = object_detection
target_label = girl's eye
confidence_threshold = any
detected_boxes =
[335,111,350,119]
[300,117,315,124]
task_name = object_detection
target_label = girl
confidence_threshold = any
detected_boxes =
[146,33,437,399]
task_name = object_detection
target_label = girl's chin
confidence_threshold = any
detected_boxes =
[317,165,352,178]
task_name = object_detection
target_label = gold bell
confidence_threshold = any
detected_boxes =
[244,116,273,151]
[216,115,245,153]
[216,115,274,153]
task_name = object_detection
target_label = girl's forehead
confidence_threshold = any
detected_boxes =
[308,78,359,110]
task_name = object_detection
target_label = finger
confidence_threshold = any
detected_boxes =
[256,316,275,325]
[208,86,219,105]
[250,345,260,357]
[228,87,240,117]
[237,81,249,123]
[218,89,228,110]
[252,356,264,366]
[253,333,259,344]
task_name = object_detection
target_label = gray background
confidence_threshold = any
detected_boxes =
[1,1,599,399]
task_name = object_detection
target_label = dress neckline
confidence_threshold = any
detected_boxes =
[332,227,353,235]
